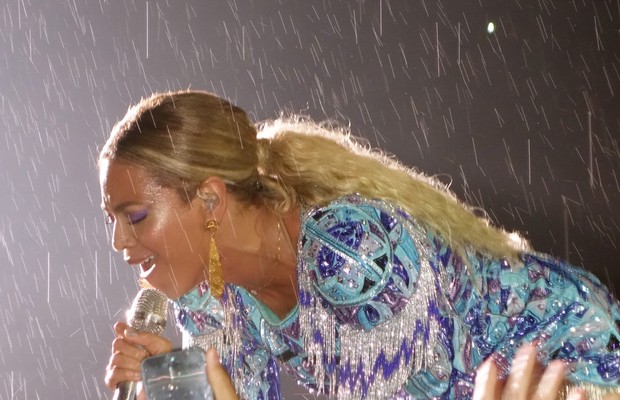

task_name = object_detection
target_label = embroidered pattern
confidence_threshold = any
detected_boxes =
[172,195,620,399]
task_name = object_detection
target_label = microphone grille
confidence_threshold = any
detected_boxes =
[126,288,168,335]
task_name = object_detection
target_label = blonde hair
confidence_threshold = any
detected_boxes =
[99,90,263,204]
[100,90,527,259]
[257,118,527,259]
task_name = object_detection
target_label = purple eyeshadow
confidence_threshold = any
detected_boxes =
[128,209,148,224]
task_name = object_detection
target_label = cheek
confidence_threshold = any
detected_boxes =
[133,212,169,252]
[139,225,165,251]
[160,214,205,256]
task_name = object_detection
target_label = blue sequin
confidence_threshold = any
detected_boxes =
[171,195,620,399]
[316,246,345,278]
[328,221,363,249]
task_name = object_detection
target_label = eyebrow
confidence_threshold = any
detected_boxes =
[100,200,144,213]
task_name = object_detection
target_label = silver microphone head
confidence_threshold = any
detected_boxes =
[126,288,168,335]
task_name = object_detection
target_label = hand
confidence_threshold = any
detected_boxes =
[205,348,239,400]
[473,343,586,400]
[104,321,173,400]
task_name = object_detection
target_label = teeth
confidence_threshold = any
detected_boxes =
[139,256,156,277]
[137,256,155,268]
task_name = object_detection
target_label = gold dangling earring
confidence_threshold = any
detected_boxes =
[205,219,225,299]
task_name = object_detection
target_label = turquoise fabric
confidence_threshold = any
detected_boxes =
[173,195,620,398]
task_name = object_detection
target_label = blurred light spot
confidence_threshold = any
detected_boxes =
[487,22,495,34]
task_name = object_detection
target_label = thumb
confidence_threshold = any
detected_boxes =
[206,348,238,400]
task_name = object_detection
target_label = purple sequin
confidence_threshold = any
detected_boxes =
[328,221,363,249]
[596,354,620,380]
[316,246,346,278]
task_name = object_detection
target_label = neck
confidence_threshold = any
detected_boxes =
[217,204,300,319]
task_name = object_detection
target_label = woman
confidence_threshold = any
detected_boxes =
[101,90,620,399]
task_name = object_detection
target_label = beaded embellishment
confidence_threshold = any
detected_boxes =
[298,196,447,398]
[174,282,245,393]
[172,195,620,399]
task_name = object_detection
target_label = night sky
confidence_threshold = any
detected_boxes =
[0,1,618,398]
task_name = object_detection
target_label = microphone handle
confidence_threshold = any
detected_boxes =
[113,381,136,400]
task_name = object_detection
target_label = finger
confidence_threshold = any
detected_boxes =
[112,337,150,361]
[121,327,173,356]
[104,364,141,390]
[114,321,130,336]
[206,348,238,400]
[566,388,587,400]
[504,344,539,400]
[473,358,501,400]
[532,360,565,400]
[114,320,172,355]
[109,351,144,374]
[602,394,620,400]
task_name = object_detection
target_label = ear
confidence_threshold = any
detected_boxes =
[195,177,229,221]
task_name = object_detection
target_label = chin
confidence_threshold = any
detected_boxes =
[159,282,195,300]
[141,267,201,300]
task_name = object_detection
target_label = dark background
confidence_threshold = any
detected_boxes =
[0,1,618,398]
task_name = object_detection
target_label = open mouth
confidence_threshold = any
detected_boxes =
[139,255,156,277]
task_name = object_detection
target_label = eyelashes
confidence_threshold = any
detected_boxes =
[103,210,148,225]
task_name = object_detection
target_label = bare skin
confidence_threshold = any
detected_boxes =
[101,160,299,396]
[474,344,620,400]
[104,322,238,400]
[102,162,620,398]
[100,159,299,314]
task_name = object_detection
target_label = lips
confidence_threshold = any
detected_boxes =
[138,255,156,277]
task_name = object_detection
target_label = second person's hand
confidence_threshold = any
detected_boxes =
[473,343,586,400]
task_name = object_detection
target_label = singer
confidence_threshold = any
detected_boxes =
[101,90,620,399]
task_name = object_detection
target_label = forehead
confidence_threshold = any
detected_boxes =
[99,159,161,207]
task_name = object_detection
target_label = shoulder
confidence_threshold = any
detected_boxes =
[301,194,422,243]
[299,195,432,329]
[297,196,455,396]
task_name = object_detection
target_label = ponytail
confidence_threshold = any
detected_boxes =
[255,117,527,260]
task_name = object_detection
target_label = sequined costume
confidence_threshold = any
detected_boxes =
[173,195,620,399]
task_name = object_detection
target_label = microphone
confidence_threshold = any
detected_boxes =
[113,288,168,400]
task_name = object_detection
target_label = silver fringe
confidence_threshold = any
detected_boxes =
[298,203,443,399]
[183,293,245,395]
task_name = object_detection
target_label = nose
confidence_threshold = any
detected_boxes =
[111,221,136,252]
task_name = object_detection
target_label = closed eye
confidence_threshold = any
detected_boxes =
[127,209,148,225]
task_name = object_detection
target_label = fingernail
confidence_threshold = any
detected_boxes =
[547,360,566,374]
[124,328,137,337]
[515,343,536,364]
[567,388,586,400]
[516,342,534,356]
[473,359,494,400]
[206,348,218,365]
[475,358,493,384]
[478,358,492,374]
[538,360,566,388]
